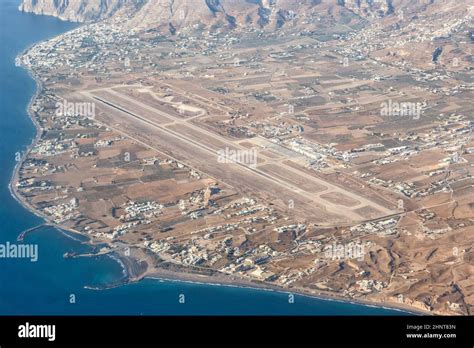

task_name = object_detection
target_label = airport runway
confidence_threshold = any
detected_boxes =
[81,86,396,224]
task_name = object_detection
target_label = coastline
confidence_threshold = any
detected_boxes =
[8,31,431,317]
[142,267,424,315]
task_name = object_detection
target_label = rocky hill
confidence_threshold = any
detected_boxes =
[19,0,453,29]
[18,0,473,59]
[18,0,145,22]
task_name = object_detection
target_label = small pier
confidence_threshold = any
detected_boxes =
[17,223,51,242]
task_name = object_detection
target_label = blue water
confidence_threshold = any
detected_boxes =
[0,0,406,315]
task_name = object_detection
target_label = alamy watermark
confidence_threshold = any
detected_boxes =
[56,98,96,118]
[380,99,423,120]
[0,242,38,262]
[217,147,258,169]
[323,241,365,261]
[18,322,55,341]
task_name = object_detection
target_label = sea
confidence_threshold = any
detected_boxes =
[0,0,408,315]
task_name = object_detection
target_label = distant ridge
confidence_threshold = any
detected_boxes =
[19,0,457,33]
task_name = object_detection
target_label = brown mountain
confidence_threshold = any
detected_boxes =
[19,0,454,30]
